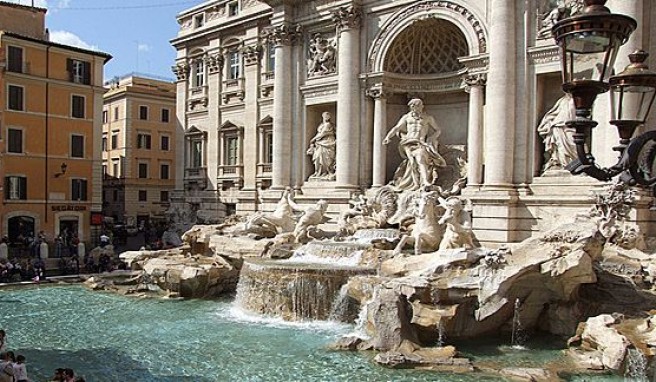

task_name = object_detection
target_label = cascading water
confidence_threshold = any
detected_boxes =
[625,348,649,382]
[235,259,375,321]
[511,298,526,348]
[437,320,446,347]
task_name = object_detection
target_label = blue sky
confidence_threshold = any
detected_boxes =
[6,0,201,81]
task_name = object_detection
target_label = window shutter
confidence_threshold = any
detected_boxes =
[82,180,88,200]
[83,61,91,84]
[19,177,27,200]
[67,58,74,81]
[4,178,9,200]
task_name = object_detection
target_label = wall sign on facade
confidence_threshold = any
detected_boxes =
[51,205,87,212]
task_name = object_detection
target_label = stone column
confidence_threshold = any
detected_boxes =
[172,61,191,190]
[367,88,387,187]
[484,0,516,187]
[334,6,362,189]
[268,24,300,189]
[465,74,486,186]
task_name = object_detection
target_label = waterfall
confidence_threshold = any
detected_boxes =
[511,298,526,348]
[437,320,446,347]
[625,348,648,382]
[235,260,374,321]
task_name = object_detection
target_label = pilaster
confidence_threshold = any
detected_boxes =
[242,43,261,191]
[464,74,486,186]
[367,87,387,187]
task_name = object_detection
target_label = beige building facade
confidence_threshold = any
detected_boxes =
[171,0,656,244]
[102,75,178,228]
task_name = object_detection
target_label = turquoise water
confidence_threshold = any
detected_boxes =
[0,285,595,381]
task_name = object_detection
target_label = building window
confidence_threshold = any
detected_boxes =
[102,110,108,123]
[194,14,204,28]
[161,135,170,151]
[7,129,23,154]
[139,105,148,120]
[225,136,239,165]
[71,179,88,201]
[8,85,24,111]
[138,163,148,179]
[193,59,205,87]
[161,108,170,123]
[71,135,84,158]
[138,190,147,202]
[160,164,170,180]
[267,43,275,72]
[5,176,27,200]
[191,140,203,168]
[68,59,91,84]
[111,132,119,149]
[102,135,108,151]
[137,133,152,149]
[113,189,119,202]
[114,106,119,121]
[160,191,169,203]
[265,131,273,164]
[112,160,119,177]
[228,51,240,80]
[7,46,24,73]
[227,1,239,16]
[72,95,85,118]
[102,164,107,178]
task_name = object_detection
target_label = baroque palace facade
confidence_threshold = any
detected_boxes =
[171,0,656,245]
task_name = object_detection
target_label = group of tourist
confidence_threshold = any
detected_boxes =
[0,330,86,382]
[0,258,45,284]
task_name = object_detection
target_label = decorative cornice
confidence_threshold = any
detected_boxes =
[172,63,190,81]
[241,44,262,66]
[333,6,362,32]
[528,45,560,65]
[265,23,302,47]
[206,54,224,74]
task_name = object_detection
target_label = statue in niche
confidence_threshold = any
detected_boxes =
[538,0,584,39]
[537,93,577,172]
[383,98,446,191]
[307,112,337,180]
[437,196,476,250]
[307,33,336,76]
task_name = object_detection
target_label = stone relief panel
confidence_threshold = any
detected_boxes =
[307,33,337,77]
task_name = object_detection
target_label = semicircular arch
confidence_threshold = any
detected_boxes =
[368,0,488,73]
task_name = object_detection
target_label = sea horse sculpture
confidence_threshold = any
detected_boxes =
[393,189,443,256]
[437,196,475,250]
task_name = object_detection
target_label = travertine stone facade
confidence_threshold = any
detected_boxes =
[172,0,656,244]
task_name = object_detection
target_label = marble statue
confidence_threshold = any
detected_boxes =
[307,112,337,180]
[307,33,336,76]
[437,196,475,250]
[537,0,584,39]
[393,189,443,256]
[244,189,298,236]
[338,194,372,235]
[290,199,330,243]
[383,98,446,191]
[537,94,577,172]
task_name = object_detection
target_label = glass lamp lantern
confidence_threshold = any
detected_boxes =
[552,0,636,115]
[609,50,656,142]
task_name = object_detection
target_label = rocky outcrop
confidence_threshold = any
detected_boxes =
[568,314,630,371]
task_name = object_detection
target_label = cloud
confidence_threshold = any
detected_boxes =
[49,30,98,51]
[56,0,70,9]
[137,43,151,52]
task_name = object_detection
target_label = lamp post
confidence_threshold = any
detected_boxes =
[552,0,656,196]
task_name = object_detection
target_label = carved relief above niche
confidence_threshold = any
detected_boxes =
[307,33,336,77]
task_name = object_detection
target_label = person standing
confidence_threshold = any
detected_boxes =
[13,355,28,382]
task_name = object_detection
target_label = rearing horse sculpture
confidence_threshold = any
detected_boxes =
[393,189,443,256]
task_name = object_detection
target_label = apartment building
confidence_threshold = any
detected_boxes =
[0,1,111,244]
[102,74,177,228]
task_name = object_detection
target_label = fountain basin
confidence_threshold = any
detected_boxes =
[236,259,375,321]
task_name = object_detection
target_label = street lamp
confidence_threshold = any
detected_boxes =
[552,0,656,195]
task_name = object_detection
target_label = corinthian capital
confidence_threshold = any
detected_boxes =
[464,73,487,89]
[241,44,262,66]
[333,6,362,32]
[365,87,386,100]
[206,53,224,74]
[266,23,302,47]
[171,63,190,81]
